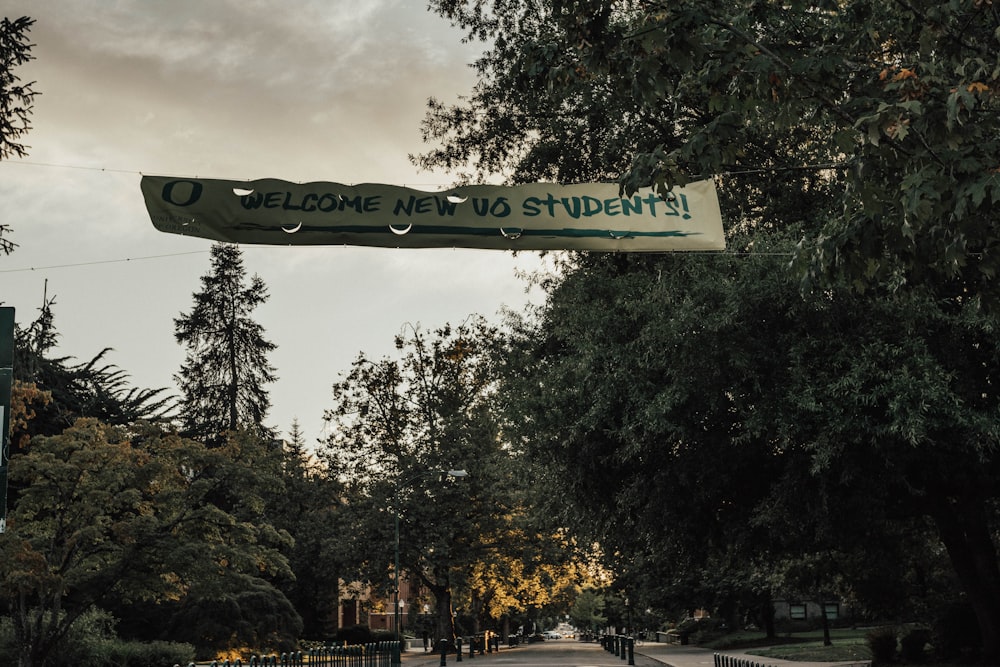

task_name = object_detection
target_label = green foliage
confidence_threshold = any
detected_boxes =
[0,15,36,163]
[0,609,195,667]
[0,419,293,665]
[12,294,173,443]
[900,626,931,664]
[498,230,1000,655]
[320,318,523,641]
[932,601,982,661]
[109,640,197,667]
[175,243,277,445]
[424,0,1000,304]
[166,576,301,658]
[266,422,347,641]
[569,588,606,633]
[335,625,376,646]
[866,626,898,665]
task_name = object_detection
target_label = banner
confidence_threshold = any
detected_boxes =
[141,176,725,251]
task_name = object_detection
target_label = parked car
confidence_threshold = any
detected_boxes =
[543,631,562,640]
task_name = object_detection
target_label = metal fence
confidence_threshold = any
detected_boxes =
[712,652,870,667]
[179,640,402,667]
[713,654,776,667]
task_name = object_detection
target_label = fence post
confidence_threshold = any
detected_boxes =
[456,636,463,662]
[627,637,634,666]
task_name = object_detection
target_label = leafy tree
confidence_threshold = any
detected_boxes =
[320,319,515,643]
[569,588,607,637]
[464,521,585,636]
[175,243,277,445]
[0,419,293,666]
[420,0,1000,654]
[426,0,1000,304]
[501,231,1000,656]
[0,15,39,255]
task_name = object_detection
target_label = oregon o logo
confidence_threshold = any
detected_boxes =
[162,180,204,207]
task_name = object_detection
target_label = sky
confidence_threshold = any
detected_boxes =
[0,0,549,446]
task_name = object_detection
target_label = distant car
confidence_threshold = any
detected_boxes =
[543,631,562,640]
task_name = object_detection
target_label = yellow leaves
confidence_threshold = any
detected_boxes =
[880,67,917,83]
[893,68,917,82]
[968,81,990,94]
[879,66,926,101]
[10,380,52,451]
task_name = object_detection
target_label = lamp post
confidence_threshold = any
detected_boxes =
[394,468,469,645]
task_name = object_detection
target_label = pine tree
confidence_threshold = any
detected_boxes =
[174,243,277,445]
[1,16,39,255]
[12,284,172,443]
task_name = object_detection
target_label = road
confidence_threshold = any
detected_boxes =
[400,639,871,667]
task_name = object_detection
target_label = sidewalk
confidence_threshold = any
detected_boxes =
[399,640,870,667]
[635,641,871,667]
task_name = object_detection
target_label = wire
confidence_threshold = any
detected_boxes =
[0,251,210,274]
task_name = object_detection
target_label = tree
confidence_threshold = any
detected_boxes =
[174,243,277,445]
[320,319,514,644]
[425,0,1000,304]
[0,15,39,256]
[266,419,348,640]
[419,0,1000,653]
[569,588,607,638]
[0,419,294,666]
[464,520,586,637]
[501,236,1000,658]
[12,288,173,446]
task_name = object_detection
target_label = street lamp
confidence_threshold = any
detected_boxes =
[394,468,469,646]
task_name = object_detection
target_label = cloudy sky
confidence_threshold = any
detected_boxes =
[0,1,548,445]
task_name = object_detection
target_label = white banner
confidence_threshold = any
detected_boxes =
[141,176,725,251]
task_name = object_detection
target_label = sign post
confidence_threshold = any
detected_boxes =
[0,307,13,533]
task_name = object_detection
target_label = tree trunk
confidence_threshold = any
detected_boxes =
[930,495,1000,661]
[431,584,457,650]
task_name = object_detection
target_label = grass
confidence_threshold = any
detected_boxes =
[706,628,871,662]
[701,628,971,666]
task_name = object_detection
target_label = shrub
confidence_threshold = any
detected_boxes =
[0,608,195,667]
[336,624,375,646]
[866,626,898,665]
[688,618,729,646]
[899,627,930,664]
[932,600,981,660]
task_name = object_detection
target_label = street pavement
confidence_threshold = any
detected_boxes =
[400,639,871,667]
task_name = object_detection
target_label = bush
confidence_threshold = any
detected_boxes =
[866,626,898,665]
[932,601,981,660]
[688,618,729,646]
[0,611,195,667]
[899,627,930,664]
[336,624,375,646]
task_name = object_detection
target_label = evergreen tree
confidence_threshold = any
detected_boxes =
[12,285,172,447]
[268,420,348,640]
[0,15,38,255]
[174,243,277,445]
